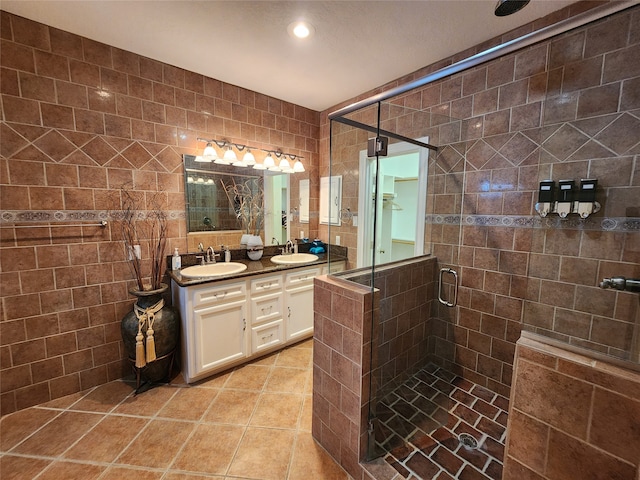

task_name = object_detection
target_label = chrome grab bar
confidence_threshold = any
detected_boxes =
[438,268,458,307]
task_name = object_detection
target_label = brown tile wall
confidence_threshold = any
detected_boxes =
[313,257,440,480]
[342,257,439,400]
[313,273,379,480]
[319,4,640,399]
[0,11,320,415]
[504,333,640,480]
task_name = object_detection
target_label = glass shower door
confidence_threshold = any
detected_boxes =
[329,100,466,461]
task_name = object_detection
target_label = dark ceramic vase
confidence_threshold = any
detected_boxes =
[121,283,179,386]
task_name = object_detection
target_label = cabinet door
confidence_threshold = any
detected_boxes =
[193,300,247,375]
[284,284,314,341]
[320,175,342,225]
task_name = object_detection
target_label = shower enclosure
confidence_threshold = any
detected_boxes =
[323,5,639,479]
[327,100,492,474]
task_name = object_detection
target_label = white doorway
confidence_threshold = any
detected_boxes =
[264,172,289,245]
[357,138,429,268]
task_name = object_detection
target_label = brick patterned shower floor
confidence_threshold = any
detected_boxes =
[375,364,509,480]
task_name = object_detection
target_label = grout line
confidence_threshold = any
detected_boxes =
[5,340,326,480]
[105,382,182,476]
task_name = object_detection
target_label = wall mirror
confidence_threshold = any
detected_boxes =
[183,155,290,244]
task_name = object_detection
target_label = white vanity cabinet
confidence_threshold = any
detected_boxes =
[174,279,247,383]
[284,267,320,341]
[173,263,330,383]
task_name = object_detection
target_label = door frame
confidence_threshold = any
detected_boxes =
[357,137,429,268]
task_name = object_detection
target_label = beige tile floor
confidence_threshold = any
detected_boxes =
[0,339,351,480]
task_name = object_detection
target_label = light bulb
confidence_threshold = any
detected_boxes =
[243,149,256,165]
[278,158,291,171]
[214,146,231,164]
[293,159,305,172]
[223,146,237,162]
[203,142,217,160]
[263,153,275,169]
[288,21,315,39]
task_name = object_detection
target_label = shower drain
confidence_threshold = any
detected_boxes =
[458,433,479,450]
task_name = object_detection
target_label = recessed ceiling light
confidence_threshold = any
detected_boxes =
[287,21,315,39]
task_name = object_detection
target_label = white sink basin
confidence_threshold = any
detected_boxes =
[270,253,319,265]
[180,262,247,278]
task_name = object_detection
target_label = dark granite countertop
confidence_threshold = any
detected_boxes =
[167,243,348,287]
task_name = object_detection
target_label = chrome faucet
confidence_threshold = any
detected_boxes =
[206,246,219,264]
[271,237,279,245]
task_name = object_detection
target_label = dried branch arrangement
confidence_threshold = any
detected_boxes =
[221,178,264,235]
[119,189,168,291]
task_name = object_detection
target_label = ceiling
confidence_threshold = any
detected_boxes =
[2,0,578,112]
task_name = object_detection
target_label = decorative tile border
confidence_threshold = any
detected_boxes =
[3,210,638,233]
[1,210,185,224]
[426,214,640,232]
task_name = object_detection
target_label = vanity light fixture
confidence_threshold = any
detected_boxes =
[196,137,305,174]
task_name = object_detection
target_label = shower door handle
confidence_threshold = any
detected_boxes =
[438,268,458,307]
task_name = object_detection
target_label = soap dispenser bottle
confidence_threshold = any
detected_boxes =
[222,245,231,262]
[172,248,181,270]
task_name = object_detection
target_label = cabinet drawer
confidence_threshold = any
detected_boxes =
[250,292,283,325]
[251,319,284,353]
[322,261,345,275]
[250,274,283,295]
[285,268,320,289]
[192,280,246,309]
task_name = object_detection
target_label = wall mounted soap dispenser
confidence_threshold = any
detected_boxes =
[534,178,600,219]
[556,180,575,218]
[535,180,555,217]
[577,179,599,218]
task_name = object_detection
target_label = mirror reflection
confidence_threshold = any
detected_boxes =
[182,154,290,245]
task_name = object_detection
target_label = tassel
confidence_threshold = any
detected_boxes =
[133,298,164,367]
[135,316,146,368]
[145,323,157,362]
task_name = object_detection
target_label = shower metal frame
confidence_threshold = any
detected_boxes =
[329,0,635,121]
